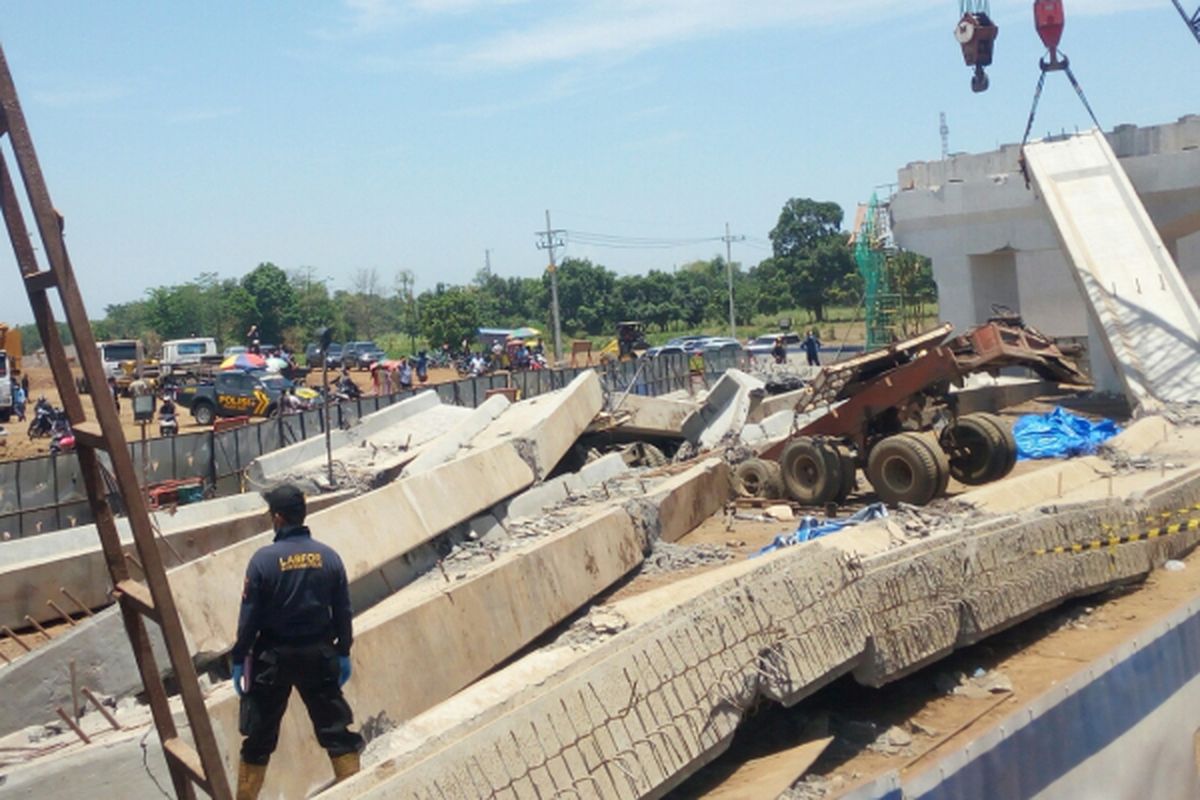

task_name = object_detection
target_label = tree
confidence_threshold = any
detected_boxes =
[395,269,421,351]
[890,251,939,332]
[241,262,296,344]
[419,286,482,350]
[769,198,844,258]
[767,198,856,322]
[289,267,339,343]
[545,258,616,336]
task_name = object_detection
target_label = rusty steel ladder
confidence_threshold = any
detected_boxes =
[0,46,232,800]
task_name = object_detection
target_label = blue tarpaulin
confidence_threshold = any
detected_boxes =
[753,503,889,557]
[1013,406,1120,460]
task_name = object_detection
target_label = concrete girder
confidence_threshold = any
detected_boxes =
[0,490,353,631]
[1024,131,1200,410]
[0,373,602,736]
[0,455,733,798]
[320,423,1200,800]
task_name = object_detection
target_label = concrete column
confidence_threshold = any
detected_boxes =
[968,252,1019,321]
[1015,249,1089,338]
[929,252,974,332]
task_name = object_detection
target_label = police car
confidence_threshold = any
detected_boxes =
[175,371,286,426]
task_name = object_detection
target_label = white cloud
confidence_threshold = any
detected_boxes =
[400,0,1168,71]
[441,1,948,70]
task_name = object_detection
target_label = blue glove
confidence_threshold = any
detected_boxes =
[232,662,245,697]
[338,655,352,687]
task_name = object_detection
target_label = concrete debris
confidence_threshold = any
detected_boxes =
[315,429,1200,800]
[766,504,796,522]
[637,540,734,574]
[937,668,1014,699]
[869,725,914,755]
[681,369,765,449]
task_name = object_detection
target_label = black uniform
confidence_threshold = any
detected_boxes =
[232,524,363,765]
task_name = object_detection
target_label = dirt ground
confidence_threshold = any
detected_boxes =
[658,511,1200,799]
[0,363,461,463]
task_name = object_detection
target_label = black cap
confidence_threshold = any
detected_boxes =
[263,484,306,515]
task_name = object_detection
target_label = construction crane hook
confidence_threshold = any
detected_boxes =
[1034,0,1067,71]
[956,1,999,92]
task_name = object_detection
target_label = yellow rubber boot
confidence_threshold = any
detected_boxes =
[236,760,268,800]
[330,751,360,783]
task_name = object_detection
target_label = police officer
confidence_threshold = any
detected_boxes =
[231,484,363,799]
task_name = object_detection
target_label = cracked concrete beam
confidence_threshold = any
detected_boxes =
[0,377,601,735]
[329,460,1200,799]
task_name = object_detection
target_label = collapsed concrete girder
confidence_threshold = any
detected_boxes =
[0,373,602,736]
[681,369,764,450]
[0,490,353,631]
[323,422,1200,799]
[0,457,733,798]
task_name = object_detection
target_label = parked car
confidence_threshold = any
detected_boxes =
[174,370,284,426]
[323,343,343,369]
[342,341,385,371]
[747,332,801,356]
[665,335,709,353]
[223,345,248,357]
[700,337,745,356]
[643,344,686,359]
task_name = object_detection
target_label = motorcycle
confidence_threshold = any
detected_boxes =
[27,399,57,439]
[159,408,179,437]
[334,376,362,401]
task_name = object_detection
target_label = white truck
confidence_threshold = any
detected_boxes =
[160,337,218,368]
[0,351,12,423]
[0,324,22,423]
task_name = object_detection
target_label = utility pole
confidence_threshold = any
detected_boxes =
[721,223,745,339]
[536,210,565,363]
[484,249,492,274]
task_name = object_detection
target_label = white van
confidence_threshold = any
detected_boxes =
[161,337,218,367]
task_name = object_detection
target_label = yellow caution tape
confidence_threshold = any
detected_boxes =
[1034,516,1200,556]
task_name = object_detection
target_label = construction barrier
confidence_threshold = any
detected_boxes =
[0,350,748,539]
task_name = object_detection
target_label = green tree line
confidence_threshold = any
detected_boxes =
[16,197,936,356]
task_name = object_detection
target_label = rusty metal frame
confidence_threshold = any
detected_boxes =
[0,45,230,800]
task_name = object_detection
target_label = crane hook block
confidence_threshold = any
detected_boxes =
[1034,0,1065,58]
[956,12,998,92]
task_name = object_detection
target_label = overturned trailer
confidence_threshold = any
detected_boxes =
[736,318,1088,507]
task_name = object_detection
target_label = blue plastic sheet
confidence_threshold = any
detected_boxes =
[753,503,888,557]
[1013,406,1120,460]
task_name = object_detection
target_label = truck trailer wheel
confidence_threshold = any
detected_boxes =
[780,437,842,505]
[974,413,1018,479]
[733,458,783,499]
[939,415,1008,485]
[867,432,941,506]
[192,402,215,427]
[911,432,951,498]
[833,446,858,504]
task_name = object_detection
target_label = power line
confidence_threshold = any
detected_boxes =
[561,229,727,250]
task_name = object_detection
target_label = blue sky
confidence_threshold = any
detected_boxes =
[0,0,1194,325]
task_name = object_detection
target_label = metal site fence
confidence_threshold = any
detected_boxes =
[0,349,748,540]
